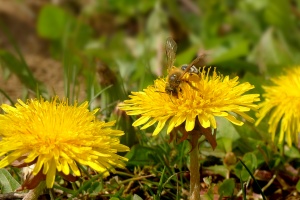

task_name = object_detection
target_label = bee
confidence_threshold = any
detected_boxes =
[165,37,204,96]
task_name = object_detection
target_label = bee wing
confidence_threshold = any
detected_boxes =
[165,37,177,72]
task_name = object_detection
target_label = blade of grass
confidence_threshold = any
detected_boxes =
[89,84,113,105]
[238,158,266,200]
[156,166,166,199]
[0,21,44,95]
[0,51,43,93]
[0,20,29,70]
[0,88,14,105]
[242,182,247,200]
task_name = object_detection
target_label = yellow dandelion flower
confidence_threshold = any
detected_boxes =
[120,67,260,136]
[0,97,129,188]
[256,67,300,146]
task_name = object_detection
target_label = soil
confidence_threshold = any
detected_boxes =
[0,0,67,104]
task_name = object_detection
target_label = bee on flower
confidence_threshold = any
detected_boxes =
[119,37,260,200]
[119,38,260,147]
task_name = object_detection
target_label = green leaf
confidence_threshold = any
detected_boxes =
[156,167,166,199]
[235,136,263,154]
[203,165,227,178]
[37,5,69,39]
[0,168,20,193]
[235,153,257,181]
[216,117,240,141]
[88,182,102,196]
[268,155,283,169]
[248,28,294,75]
[126,144,157,166]
[241,72,265,95]
[211,39,249,64]
[218,178,235,196]
[109,197,120,200]
[296,180,300,193]
[243,152,257,168]
[218,137,233,153]
[237,158,267,200]
[284,146,300,159]
[264,0,293,31]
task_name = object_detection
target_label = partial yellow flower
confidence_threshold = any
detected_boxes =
[0,97,129,188]
[256,67,300,146]
[120,67,260,136]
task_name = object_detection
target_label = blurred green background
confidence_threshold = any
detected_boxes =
[1,0,300,104]
[0,0,300,199]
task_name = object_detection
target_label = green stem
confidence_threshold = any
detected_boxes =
[189,131,201,200]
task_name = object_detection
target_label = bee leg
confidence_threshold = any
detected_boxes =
[156,90,166,94]
[169,92,176,104]
[178,87,182,93]
[185,81,200,92]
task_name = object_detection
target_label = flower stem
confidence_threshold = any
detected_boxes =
[189,131,201,200]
